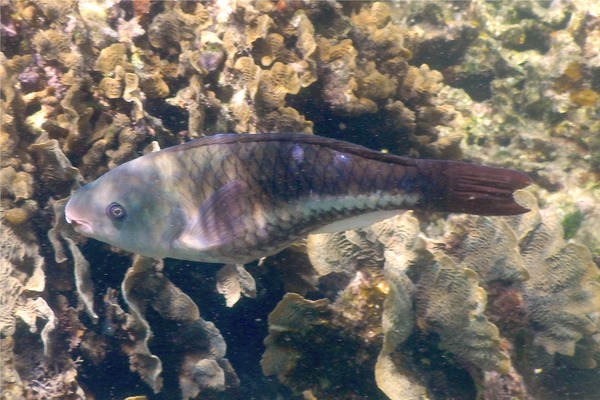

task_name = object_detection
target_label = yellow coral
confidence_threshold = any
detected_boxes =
[439,191,600,358]
[318,38,357,63]
[11,171,35,201]
[291,11,317,61]
[258,107,313,134]
[415,255,511,373]
[351,2,391,29]
[95,43,128,74]
[140,76,170,99]
[0,220,52,353]
[123,73,144,121]
[257,62,301,110]
[229,88,254,133]
[121,256,236,396]
[32,29,71,63]
[35,0,75,22]
[234,56,262,99]
[376,215,428,400]
[261,293,329,378]
[216,264,256,307]
[29,139,80,194]
[245,14,273,48]
[570,88,600,106]
[510,191,600,356]
[399,64,443,101]
[357,64,397,100]
[148,3,210,52]
[443,215,530,284]
[4,208,29,225]
[553,62,584,93]
[308,213,513,374]
[98,76,122,99]
[255,33,294,67]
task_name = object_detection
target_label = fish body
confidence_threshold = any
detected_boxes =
[65,133,531,264]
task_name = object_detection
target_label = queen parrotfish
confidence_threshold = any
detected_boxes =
[65,133,531,264]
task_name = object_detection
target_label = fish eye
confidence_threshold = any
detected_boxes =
[106,202,126,220]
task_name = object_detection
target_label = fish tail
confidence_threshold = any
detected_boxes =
[416,160,532,216]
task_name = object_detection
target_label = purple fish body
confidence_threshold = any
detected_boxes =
[65,133,531,264]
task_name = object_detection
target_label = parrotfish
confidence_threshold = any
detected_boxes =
[65,133,531,264]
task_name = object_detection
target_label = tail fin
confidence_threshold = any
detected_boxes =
[417,159,532,216]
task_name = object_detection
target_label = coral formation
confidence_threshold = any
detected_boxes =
[216,264,257,307]
[510,191,600,356]
[1,0,599,398]
[0,218,59,397]
[261,274,396,399]
[29,139,81,194]
[48,197,98,321]
[119,256,239,396]
[305,214,511,396]
[0,222,50,341]
[261,293,330,381]
[413,254,511,373]
[301,194,600,398]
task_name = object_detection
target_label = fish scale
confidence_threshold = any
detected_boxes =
[160,137,475,262]
[65,133,532,264]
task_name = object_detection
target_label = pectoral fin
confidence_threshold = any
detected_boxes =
[175,180,253,253]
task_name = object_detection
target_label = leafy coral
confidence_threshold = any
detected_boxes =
[303,194,600,398]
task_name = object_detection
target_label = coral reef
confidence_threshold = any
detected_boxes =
[304,214,511,397]
[120,256,239,397]
[0,222,50,347]
[509,192,600,357]
[261,276,397,399]
[1,0,599,399]
[408,0,600,254]
[301,195,600,398]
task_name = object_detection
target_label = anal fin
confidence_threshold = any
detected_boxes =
[314,210,403,233]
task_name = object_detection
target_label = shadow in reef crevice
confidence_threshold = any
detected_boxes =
[77,247,298,398]
[288,81,415,156]
[164,259,297,398]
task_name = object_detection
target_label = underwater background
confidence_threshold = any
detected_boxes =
[1,0,600,399]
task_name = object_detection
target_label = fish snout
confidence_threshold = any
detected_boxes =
[65,199,94,236]
[67,218,94,236]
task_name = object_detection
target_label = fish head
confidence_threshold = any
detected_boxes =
[65,159,185,259]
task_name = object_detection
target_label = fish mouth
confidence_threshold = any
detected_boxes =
[65,204,94,236]
[66,217,94,236]
[65,193,96,236]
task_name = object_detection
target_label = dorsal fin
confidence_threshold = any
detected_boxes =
[159,133,420,167]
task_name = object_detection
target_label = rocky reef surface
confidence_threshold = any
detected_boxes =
[1,1,599,399]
